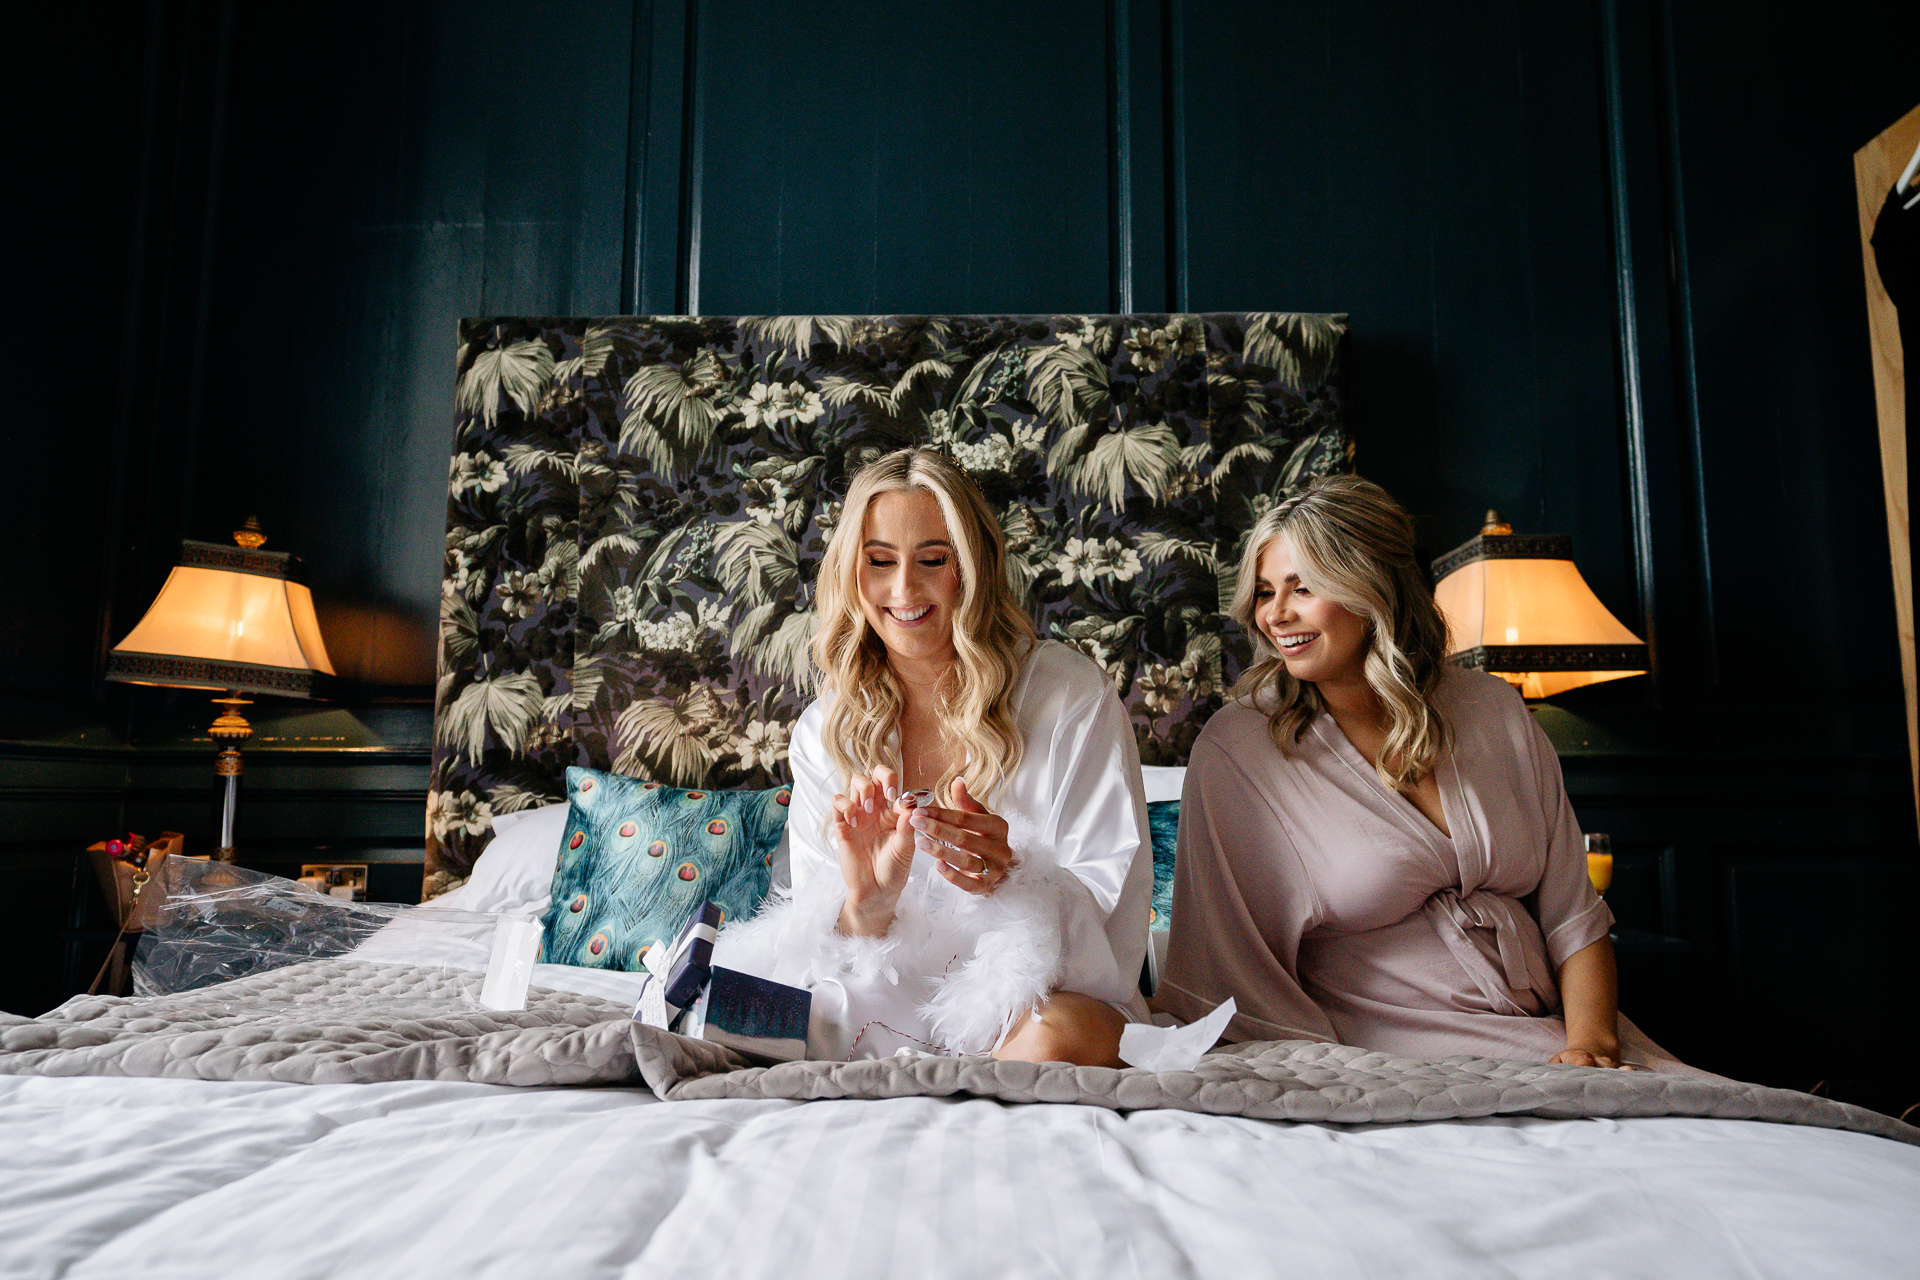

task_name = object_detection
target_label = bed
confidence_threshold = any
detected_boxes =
[3,314,1915,1279]
[5,1075,1914,1278]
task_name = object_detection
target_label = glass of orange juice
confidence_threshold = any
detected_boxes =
[1584,832,1613,895]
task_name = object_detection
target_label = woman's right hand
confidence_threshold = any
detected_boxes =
[831,766,914,937]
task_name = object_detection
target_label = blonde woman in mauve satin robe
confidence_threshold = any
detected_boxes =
[1157,476,1705,1075]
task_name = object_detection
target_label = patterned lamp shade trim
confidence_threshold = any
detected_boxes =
[178,540,309,583]
[1449,644,1650,674]
[1429,533,1573,581]
[104,651,333,699]
[105,541,337,699]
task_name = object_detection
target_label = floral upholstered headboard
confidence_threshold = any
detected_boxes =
[425,313,1349,897]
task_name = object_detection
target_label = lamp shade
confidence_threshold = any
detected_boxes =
[106,540,336,698]
[1431,515,1647,699]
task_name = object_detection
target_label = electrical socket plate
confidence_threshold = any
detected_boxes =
[300,863,369,900]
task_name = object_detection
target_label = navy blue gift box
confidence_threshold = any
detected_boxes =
[683,967,810,1064]
[658,900,722,1010]
[631,900,810,1062]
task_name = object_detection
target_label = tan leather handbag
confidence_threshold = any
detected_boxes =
[85,834,199,995]
[87,832,188,933]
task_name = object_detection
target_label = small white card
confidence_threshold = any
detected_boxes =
[478,918,543,1011]
[633,975,672,1029]
[1117,997,1237,1072]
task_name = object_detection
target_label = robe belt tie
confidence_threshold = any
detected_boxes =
[1423,887,1557,1018]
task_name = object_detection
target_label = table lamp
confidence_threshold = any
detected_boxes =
[105,518,335,861]
[1431,511,1648,699]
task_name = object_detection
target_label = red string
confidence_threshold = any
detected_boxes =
[840,953,966,1060]
[844,1020,946,1060]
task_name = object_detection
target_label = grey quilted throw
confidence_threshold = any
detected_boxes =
[3,959,1912,1146]
[0,958,640,1087]
[631,1027,1920,1145]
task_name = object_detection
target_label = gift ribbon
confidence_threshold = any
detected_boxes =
[643,921,718,979]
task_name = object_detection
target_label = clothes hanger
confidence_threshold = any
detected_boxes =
[1898,139,1920,210]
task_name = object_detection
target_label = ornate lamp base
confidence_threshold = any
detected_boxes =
[208,693,252,863]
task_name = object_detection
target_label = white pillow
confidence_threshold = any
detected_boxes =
[1141,765,1186,804]
[430,802,570,916]
[490,803,565,839]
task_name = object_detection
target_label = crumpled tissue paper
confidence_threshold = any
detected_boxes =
[1116,998,1237,1072]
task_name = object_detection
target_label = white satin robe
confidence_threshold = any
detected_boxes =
[717,642,1153,1059]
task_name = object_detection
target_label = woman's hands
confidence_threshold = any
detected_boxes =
[831,772,1019,936]
[910,778,1016,896]
[831,767,915,937]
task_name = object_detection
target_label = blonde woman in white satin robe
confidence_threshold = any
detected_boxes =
[718,449,1151,1063]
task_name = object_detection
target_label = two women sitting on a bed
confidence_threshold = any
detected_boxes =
[722,451,1695,1074]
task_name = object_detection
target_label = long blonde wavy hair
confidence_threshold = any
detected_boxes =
[812,448,1036,801]
[1228,475,1453,791]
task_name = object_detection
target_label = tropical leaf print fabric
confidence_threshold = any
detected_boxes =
[426,314,1349,898]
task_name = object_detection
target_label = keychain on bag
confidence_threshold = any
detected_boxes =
[85,831,184,997]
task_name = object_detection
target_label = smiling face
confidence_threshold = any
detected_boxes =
[857,487,963,676]
[1252,535,1372,690]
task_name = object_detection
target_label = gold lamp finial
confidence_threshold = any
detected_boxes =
[1480,509,1512,536]
[234,515,267,550]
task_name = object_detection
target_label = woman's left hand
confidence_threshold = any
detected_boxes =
[1552,941,1644,1068]
[1550,1041,1642,1070]
[908,778,1016,896]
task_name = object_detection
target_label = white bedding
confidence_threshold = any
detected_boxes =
[45,777,1904,1278]
[4,1074,1914,1279]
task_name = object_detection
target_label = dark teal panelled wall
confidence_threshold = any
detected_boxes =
[5,1,1917,1094]
[12,0,1908,705]
[197,0,1912,702]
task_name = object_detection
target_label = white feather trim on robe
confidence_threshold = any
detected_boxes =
[717,845,1077,1057]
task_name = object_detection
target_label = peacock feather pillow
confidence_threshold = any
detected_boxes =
[540,766,788,970]
[1147,800,1178,930]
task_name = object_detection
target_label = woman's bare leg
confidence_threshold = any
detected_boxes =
[992,990,1127,1067]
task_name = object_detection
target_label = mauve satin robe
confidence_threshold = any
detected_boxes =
[1157,668,1701,1073]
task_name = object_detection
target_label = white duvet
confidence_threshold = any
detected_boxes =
[3,1074,1914,1280]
